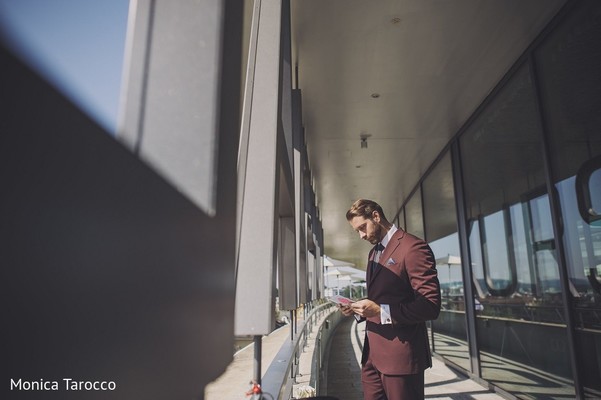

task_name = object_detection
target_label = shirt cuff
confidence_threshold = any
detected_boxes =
[380,304,392,324]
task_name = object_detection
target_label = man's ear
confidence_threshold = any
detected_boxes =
[372,210,381,223]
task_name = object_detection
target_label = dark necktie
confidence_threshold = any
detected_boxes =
[371,242,385,275]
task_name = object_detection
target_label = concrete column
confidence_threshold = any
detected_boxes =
[235,0,282,335]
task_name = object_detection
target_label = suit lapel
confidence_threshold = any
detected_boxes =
[369,229,405,285]
[380,230,403,267]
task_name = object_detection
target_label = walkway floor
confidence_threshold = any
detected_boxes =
[204,326,292,400]
[325,317,506,400]
[205,312,507,400]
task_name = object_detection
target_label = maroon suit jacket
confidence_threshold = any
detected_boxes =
[361,228,441,375]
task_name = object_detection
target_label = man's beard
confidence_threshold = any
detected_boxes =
[370,223,383,244]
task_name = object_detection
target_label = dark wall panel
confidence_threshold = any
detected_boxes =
[1,44,236,399]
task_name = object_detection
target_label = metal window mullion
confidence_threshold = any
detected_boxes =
[529,53,583,398]
[451,140,482,377]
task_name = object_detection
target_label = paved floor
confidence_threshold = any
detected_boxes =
[204,326,292,400]
[205,313,507,400]
[324,317,506,400]
[325,317,364,400]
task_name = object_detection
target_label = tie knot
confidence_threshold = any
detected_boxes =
[375,243,384,252]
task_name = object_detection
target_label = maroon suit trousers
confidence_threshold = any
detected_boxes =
[362,356,424,400]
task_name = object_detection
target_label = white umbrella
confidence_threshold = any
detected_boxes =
[324,267,354,277]
[351,271,366,282]
[435,255,461,266]
[324,268,354,293]
[436,255,462,296]
[323,256,355,268]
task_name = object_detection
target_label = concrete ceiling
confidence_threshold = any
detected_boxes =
[290,0,566,268]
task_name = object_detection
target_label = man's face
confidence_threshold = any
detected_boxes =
[349,212,382,245]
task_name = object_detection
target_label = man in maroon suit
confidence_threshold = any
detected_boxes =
[341,199,441,400]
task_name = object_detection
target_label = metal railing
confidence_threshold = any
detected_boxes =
[261,301,338,399]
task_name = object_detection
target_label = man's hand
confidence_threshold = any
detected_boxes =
[350,299,380,318]
[339,304,355,317]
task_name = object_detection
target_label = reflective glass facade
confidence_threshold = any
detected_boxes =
[397,2,601,398]
[535,2,601,397]
[422,153,470,371]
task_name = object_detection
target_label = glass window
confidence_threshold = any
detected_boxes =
[535,1,601,396]
[469,220,486,298]
[590,169,601,219]
[481,210,514,294]
[423,152,457,243]
[509,203,535,297]
[397,208,405,230]
[422,152,469,371]
[405,188,424,239]
[460,60,574,397]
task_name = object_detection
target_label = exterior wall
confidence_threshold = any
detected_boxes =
[0,35,240,398]
[1,1,245,398]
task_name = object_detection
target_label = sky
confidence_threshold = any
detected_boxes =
[0,0,130,133]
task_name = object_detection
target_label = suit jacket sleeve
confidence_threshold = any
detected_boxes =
[390,239,441,325]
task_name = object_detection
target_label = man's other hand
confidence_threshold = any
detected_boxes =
[350,299,380,318]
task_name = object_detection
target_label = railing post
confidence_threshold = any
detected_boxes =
[253,335,262,385]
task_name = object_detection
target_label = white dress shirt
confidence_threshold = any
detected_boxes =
[377,225,397,325]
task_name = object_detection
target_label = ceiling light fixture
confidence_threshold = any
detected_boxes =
[360,133,371,149]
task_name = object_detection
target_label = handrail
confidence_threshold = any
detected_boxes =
[261,301,336,399]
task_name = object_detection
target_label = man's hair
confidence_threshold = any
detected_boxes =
[346,199,387,221]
